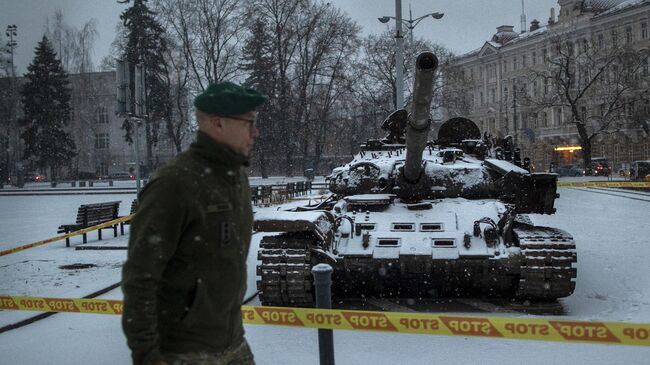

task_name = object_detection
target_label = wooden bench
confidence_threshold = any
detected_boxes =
[119,199,138,234]
[57,201,121,247]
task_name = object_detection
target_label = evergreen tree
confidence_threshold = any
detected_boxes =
[241,18,278,178]
[118,0,171,173]
[20,36,76,180]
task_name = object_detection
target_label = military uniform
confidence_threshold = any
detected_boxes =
[122,82,265,365]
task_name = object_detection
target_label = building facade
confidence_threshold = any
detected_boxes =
[450,0,650,172]
[0,71,188,181]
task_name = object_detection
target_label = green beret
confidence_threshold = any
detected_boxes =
[193,82,266,116]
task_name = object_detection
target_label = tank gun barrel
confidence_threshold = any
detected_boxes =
[403,52,438,183]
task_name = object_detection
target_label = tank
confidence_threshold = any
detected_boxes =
[254,52,576,307]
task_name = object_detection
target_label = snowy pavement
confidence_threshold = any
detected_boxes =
[1,184,649,364]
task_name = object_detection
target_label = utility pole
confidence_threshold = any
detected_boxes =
[378,3,443,111]
[116,59,147,194]
[395,0,404,110]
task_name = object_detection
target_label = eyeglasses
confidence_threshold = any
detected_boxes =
[223,115,257,128]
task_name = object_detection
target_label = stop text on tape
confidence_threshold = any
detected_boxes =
[2,295,648,346]
[558,181,650,188]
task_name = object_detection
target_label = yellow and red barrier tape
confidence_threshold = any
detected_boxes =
[0,215,133,257]
[558,181,650,188]
[2,295,649,346]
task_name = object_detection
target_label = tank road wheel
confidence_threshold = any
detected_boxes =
[513,225,577,300]
[256,234,315,307]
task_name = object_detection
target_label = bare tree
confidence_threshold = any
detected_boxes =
[292,2,361,175]
[44,10,98,73]
[526,34,650,169]
[153,0,244,90]
[354,30,450,112]
[160,39,195,153]
[440,59,475,118]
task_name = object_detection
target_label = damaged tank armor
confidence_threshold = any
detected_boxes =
[254,52,576,307]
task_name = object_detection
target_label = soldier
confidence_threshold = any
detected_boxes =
[122,82,266,365]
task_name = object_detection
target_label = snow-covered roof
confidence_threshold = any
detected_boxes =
[583,0,629,12]
[594,0,649,17]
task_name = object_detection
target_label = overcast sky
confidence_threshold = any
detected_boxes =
[1,0,559,75]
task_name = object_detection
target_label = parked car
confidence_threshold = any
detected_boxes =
[24,171,46,182]
[556,165,584,177]
[586,157,611,176]
[631,160,650,181]
[108,172,135,180]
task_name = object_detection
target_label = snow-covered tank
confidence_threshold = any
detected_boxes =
[255,52,576,307]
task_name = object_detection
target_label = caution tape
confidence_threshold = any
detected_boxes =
[558,181,650,188]
[0,215,133,257]
[1,296,650,346]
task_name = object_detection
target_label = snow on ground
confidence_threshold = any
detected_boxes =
[1,178,649,364]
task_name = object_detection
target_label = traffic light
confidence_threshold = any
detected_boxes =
[116,59,130,116]
[116,60,146,117]
[134,63,146,117]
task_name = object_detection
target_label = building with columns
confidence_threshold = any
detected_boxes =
[449,0,650,172]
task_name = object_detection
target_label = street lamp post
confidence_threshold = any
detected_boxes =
[5,25,18,184]
[5,25,17,78]
[512,85,518,145]
[379,2,443,110]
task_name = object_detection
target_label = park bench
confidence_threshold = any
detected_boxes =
[57,201,121,247]
[119,199,138,234]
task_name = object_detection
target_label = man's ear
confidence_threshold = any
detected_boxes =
[211,115,225,132]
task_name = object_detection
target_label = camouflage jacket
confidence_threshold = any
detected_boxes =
[122,131,253,365]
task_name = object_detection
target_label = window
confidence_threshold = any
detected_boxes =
[95,133,109,149]
[513,57,518,70]
[480,92,484,106]
[612,29,618,47]
[532,52,537,65]
[642,22,648,40]
[626,26,634,44]
[643,56,649,77]
[491,88,496,103]
[522,55,527,68]
[544,78,549,94]
[554,108,563,125]
[420,223,443,232]
[96,107,109,124]
[597,33,604,49]
[541,112,548,127]
[391,223,414,232]
[542,49,548,63]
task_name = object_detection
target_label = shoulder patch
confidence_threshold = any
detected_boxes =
[207,202,232,213]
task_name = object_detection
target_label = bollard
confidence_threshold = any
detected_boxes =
[312,263,335,365]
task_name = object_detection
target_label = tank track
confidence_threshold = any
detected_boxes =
[514,224,577,300]
[256,234,315,307]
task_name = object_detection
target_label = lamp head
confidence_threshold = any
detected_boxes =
[378,16,391,24]
[431,12,444,20]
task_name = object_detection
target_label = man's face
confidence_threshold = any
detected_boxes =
[215,111,259,157]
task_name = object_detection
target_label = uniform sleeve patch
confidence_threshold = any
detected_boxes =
[207,202,232,213]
